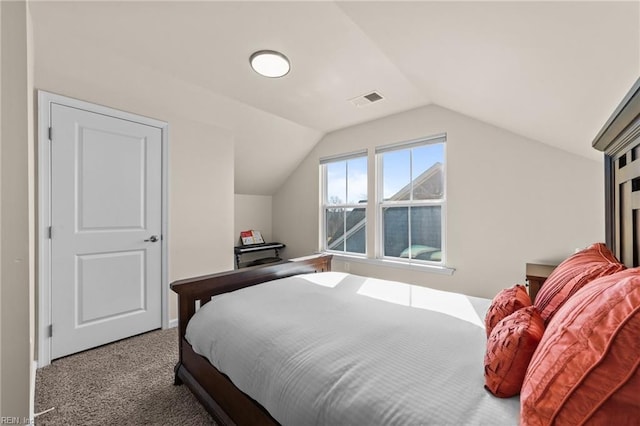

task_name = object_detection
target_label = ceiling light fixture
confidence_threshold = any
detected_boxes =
[250,50,290,78]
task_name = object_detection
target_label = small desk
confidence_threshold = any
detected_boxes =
[234,242,286,269]
[525,263,557,302]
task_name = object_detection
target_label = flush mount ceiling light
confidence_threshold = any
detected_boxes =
[250,50,290,78]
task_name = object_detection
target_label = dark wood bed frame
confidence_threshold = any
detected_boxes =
[170,79,640,426]
[170,254,332,425]
[592,77,640,267]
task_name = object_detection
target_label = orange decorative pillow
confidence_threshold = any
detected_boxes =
[534,243,624,324]
[485,285,531,337]
[521,268,640,425]
[484,306,544,398]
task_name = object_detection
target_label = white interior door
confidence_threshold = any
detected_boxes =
[50,103,162,359]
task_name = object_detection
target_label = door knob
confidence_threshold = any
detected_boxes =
[144,235,159,242]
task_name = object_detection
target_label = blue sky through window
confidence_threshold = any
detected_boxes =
[326,156,367,204]
[326,143,443,205]
[383,143,444,200]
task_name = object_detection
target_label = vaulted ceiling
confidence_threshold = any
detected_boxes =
[29,1,640,195]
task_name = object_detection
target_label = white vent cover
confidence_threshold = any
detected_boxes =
[349,91,385,107]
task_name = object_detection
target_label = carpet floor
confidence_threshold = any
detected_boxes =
[35,328,215,425]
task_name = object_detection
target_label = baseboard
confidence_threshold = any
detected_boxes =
[30,360,37,422]
[168,318,178,329]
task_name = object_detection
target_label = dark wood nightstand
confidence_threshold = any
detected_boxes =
[525,263,557,302]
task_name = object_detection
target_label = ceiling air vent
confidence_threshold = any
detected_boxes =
[349,91,385,107]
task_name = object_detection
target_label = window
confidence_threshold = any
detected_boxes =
[320,134,447,268]
[321,152,367,255]
[377,136,445,264]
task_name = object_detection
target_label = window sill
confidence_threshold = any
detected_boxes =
[328,253,455,276]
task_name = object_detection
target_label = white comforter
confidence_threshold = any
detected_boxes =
[186,272,520,425]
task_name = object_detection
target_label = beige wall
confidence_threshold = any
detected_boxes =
[168,119,235,320]
[1,0,33,418]
[234,194,273,243]
[273,105,605,299]
[234,194,275,264]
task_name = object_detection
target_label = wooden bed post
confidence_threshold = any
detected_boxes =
[174,294,195,385]
[592,77,640,267]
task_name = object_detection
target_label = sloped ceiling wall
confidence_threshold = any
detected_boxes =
[28,1,640,195]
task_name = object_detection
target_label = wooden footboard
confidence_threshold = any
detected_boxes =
[174,339,277,425]
[170,254,333,425]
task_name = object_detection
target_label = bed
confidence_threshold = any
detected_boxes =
[171,78,640,426]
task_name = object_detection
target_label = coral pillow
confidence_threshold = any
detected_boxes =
[534,243,624,324]
[485,285,531,337]
[521,268,640,425]
[484,306,544,398]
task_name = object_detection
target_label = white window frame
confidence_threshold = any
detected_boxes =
[375,134,447,266]
[319,150,368,256]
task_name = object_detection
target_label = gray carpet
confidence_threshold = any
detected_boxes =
[35,328,215,425]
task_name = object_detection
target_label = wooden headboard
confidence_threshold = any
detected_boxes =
[593,78,640,267]
[170,254,333,356]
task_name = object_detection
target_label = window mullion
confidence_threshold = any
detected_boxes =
[342,208,346,252]
[345,160,349,206]
[344,161,348,252]
[409,147,414,202]
[408,148,413,260]
[382,199,443,207]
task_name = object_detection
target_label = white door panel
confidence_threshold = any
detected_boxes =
[77,128,147,230]
[76,250,146,324]
[51,104,162,359]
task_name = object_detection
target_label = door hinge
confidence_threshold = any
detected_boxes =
[48,127,52,141]
[47,324,53,337]
[48,226,52,239]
